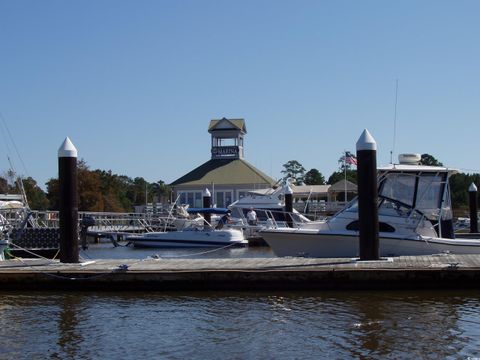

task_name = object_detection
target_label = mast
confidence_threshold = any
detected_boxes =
[7,156,29,209]
[344,151,347,203]
[390,79,399,164]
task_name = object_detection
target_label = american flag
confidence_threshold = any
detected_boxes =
[345,151,357,165]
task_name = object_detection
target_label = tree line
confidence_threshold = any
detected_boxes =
[0,160,172,212]
[1,154,478,214]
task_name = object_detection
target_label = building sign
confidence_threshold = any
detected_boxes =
[211,146,239,157]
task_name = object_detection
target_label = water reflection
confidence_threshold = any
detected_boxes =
[0,290,478,359]
[342,292,479,358]
[79,243,275,260]
[54,294,84,359]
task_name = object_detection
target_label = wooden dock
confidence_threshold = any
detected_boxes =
[1,254,480,291]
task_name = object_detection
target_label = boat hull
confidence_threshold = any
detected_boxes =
[260,229,480,257]
[128,229,247,248]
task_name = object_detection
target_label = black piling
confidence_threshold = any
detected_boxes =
[356,129,379,260]
[58,137,79,263]
[284,184,294,227]
[203,188,212,227]
[469,183,478,234]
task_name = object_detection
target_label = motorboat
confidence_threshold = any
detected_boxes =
[260,154,480,257]
[0,197,27,260]
[228,185,316,227]
[127,227,247,248]
[127,208,247,248]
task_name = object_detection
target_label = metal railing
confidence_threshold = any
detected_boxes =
[0,209,180,235]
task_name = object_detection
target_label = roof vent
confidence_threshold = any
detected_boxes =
[398,153,421,165]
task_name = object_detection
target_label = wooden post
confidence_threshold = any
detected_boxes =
[58,137,79,263]
[469,183,478,234]
[203,188,211,227]
[356,129,379,260]
[284,184,294,227]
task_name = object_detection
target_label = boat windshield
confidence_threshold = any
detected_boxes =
[342,171,450,221]
[380,173,416,207]
[379,172,447,220]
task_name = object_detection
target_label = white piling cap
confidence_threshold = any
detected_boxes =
[356,129,377,151]
[203,188,211,197]
[469,183,478,192]
[284,184,293,195]
[58,137,78,158]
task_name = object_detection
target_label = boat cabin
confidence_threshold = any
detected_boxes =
[336,154,457,239]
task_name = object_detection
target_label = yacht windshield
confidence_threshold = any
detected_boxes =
[415,174,444,218]
[335,170,450,223]
[379,173,416,207]
[378,171,447,220]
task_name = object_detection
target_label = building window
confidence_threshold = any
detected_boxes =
[179,192,187,205]
[215,191,233,208]
[215,192,224,208]
[178,191,203,207]
[187,193,194,207]
[195,192,202,207]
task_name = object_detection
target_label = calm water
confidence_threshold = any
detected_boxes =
[1,245,479,359]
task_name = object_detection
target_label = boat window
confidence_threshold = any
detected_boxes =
[230,208,244,219]
[379,173,416,207]
[346,220,395,233]
[415,174,443,218]
[441,189,453,221]
[344,200,358,213]
[378,198,411,217]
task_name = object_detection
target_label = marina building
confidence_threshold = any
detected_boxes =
[170,118,276,208]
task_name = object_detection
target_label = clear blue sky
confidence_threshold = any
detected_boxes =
[1,1,479,190]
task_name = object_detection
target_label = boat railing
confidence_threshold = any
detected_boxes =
[261,209,312,229]
[4,209,178,234]
[293,201,348,216]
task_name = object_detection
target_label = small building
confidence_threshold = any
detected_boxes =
[291,184,330,202]
[170,118,276,208]
[328,179,358,202]
[291,181,358,215]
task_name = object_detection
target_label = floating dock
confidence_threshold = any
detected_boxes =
[1,254,480,291]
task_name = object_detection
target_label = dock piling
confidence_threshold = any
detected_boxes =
[203,188,211,226]
[58,137,79,263]
[356,129,379,260]
[284,184,293,227]
[469,183,478,234]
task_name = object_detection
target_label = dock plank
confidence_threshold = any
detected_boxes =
[1,255,480,291]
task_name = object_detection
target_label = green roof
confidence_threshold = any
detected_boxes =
[208,118,246,133]
[170,158,275,186]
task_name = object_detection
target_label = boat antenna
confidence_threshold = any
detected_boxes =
[164,194,181,232]
[0,111,30,208]
[7,155,29,209]
[0,111,29,177]
[390,79,399,164]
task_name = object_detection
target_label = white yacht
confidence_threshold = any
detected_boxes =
[228,185,315,227]
[260,154,480,257]
[127,227,247,248]
[127,208,247,248]
[0,195,27,260]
